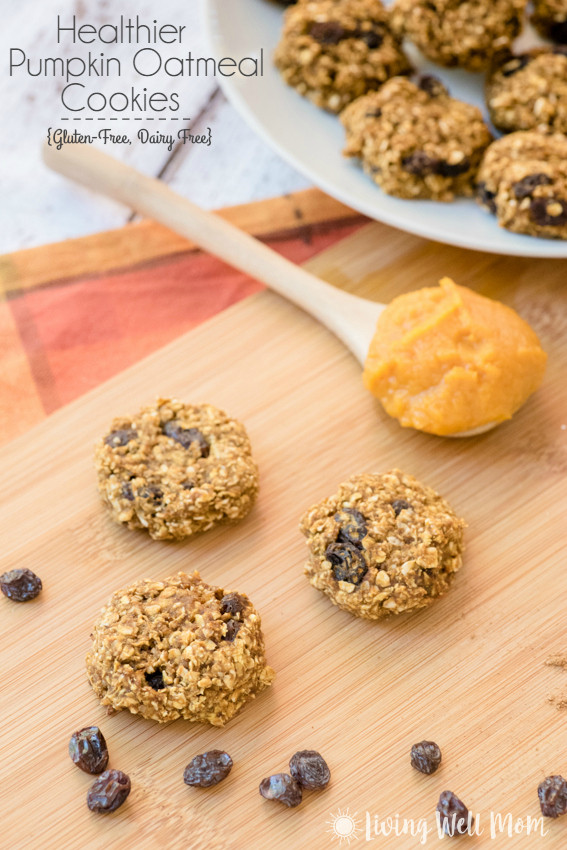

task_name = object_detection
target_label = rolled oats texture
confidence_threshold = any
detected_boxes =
[274,0,411,113]
[94,398,259,541]
[86,571,275,725]
[341,77,492,201]
[476,131,567,240]
[300,470,465,619]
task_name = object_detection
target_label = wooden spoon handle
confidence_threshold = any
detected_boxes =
[42,143,383,364]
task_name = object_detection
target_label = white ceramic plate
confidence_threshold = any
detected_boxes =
[204,0,567,258]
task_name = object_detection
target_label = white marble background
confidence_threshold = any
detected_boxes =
[0,0,308,253]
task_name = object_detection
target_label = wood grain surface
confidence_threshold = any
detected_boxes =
[1,223,566,850]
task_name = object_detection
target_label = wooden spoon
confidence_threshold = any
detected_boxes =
[42,143,493,437]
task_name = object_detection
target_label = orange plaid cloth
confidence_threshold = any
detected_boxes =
[0,201,364,445]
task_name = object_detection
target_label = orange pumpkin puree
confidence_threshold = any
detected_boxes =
[363,277,547,436]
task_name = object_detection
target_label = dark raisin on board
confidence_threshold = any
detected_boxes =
[259,773,303,807]
[325,541,368,585]
[335,508,367,548]
[184,750,233,787]
[289,751,331,789]
[145,670,166,690]
[410,741,442,775]
[538,775,567,818]
[220,592,248,617]
[530,197,567,227]
[391,499,412,516]
[69,726,109,775]
[436,790,472,835]
[87,769,131,814]
[0,568,42,602]
[104,428,137,448]
[163,421,210,457]
[512,173,553,200]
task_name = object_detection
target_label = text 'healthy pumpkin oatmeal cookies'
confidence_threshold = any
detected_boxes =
[341,76,492,201]
[274,0,412,113]
[389,0,526,71]
[486,48,567,134]
[476,132,567,239]
[532,0,567,43]
[86,572,275,725]
[300,471,465,619]
[95,399,258,541]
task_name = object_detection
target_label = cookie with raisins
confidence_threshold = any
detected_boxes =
[476,132,567,240]
[300,471,465,619]
[94,399,258,540]
[86,571,274,724]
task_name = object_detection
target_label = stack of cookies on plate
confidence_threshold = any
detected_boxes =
[272,0,567,240]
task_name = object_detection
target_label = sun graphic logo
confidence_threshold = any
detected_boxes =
[326,808,363,844]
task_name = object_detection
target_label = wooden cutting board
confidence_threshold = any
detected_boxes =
[1,221,566,850]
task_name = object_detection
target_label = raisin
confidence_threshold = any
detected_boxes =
[181,480,194,490]
[163,421,210,457]
[538,775,567,818]
[145,670,165,690]
[325,541,367,585]
[289,751,330,789]
[259,773,302,807]
[365,108,382,119]
[391,499,412,516]
[501,54,530,76]
[476,181,497,214]
[223,619,241,641]
[121,482,135,501]
[402,151,439,176]
[512,173,553,200]
[184,750,233,787]
[220,592,248,617]
[530,197,567,226]
[309,21,349,44]
[0,568,42,602]
[418,74,448,97]
[435,158,471,177]
[550,22,567,44]
[436,791,472,835]
[334,508,367,548]
[411,741,442,775]
[357,29,384,49]
[137,485,163,502]
[69,726,109,775]
[87,769,131,814]
[104,428,137,448]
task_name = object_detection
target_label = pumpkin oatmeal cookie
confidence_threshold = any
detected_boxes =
[300,471,465,620]
[274,0,412,113]
[341,76,492,200]
[486,48,567,134]
[86,571,275,725]
[390,0,526,71]
[94,399,258,541]
[476,132,567,239]
[531,0,567,43]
